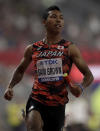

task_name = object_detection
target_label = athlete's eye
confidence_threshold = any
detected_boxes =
[50,14,63,20]
[50,14,57,18]
[60,15,63,19]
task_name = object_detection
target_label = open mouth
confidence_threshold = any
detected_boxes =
[55,24,62,28]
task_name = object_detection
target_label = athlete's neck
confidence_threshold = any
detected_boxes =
[45,32,62,45]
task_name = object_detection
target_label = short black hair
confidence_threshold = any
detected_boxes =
[42,5,61,20]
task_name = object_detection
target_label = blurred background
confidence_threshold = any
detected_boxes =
[0,0,100,131]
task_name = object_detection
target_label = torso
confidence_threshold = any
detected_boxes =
[31,39,73,106]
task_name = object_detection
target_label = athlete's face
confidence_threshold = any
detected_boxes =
[44,10,64,33]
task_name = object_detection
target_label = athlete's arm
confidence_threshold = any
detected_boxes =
[4,45,33,100]
[69,44,94,88]
[67,44,94,97]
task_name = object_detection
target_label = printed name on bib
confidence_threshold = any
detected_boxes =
[37,58,63,82]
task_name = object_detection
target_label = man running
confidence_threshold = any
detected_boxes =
[4,5,94,131]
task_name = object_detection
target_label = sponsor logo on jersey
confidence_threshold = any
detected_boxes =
[38,59,58,66]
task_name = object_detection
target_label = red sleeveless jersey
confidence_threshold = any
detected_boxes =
[31,39,73,106]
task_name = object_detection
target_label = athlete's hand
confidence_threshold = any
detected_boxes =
[69,83,82,97]
[4,86,14,101]
[63,73,83,97]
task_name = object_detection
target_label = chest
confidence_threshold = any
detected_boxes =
[32,44,69,82]
[32,44,68,60]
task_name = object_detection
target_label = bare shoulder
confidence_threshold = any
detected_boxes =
[25,44,33,54]
[68,43,82,58]
[24,44,33,58]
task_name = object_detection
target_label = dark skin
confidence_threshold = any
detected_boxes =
[4,10,94,131]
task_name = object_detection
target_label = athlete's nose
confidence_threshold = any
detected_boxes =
[56,16,62,24]
[56,17,61,23]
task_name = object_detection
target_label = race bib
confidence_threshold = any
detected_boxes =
[37,58,63,82]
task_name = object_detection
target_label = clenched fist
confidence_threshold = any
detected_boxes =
[69,83,83,97]
[4,86,14,101]
[63,73,83,97]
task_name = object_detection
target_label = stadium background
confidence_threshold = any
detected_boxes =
[0,0,100,131]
